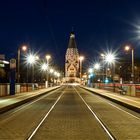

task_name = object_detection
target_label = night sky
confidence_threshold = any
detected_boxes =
[0,0,140,69]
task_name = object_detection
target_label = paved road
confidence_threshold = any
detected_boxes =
[0,86,140,140]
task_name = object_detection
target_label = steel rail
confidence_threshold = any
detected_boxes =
[74,87,116,140]
[27,90,65,140]
[0,87,65,123]
[80,87,140,120]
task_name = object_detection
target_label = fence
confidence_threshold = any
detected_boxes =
[92,83,140,97]
[0,83,45,97]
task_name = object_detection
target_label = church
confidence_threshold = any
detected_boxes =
[64,32,81,83]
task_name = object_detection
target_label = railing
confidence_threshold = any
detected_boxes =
[92,83,140,97]
[0,83,46,97]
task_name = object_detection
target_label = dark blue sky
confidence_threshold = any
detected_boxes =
[0,0,140,68]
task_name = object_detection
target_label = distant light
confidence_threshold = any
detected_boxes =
[105,53,115,64]
[54,71,57,76]
[88,68,93,73]
[50,69,54,73]
[27,54,36,64]
[41,63,48,71]
[79,56,84,61]
[35,55,39,60]
[57,73,60,77]
[124,45,130,51]
[89,73,94,77]
[105,78,109,83]
[46,55,51,60]
[101,53,105,57]
[22,45,27,51]
[94,63,100,70]
[2,60,9,64]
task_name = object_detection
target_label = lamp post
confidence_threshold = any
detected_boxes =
[41,63,48,85]
[79,56,84,79]
[26,54,39,90]
[124,45,134,83]
[46,54,51,87]
[94,63,101,82]
[50,68,54,86]
[105,53,116,91]
[17,45,27,83]
[101,53,105,82]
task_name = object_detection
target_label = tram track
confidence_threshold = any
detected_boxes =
[76,86,140,140]
[27,91,65,140]
[0,85,140,139]
[74,87,116,140]
[27,86,115,140]
[0,86,66,122]
[78,87,140,120]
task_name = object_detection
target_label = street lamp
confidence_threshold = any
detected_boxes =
[41,63,48,71]
[26,54,39,83]
[124,45,135,83]
[105,53,116,91]
[101,53,105,82]
[79,56,84,79]
[45,54,51,87]
[17,45,28,83]
[105,53,115,64]
[94,63,100,70]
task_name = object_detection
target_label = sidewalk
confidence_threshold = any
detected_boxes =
[81,86,140,113]
[0,86,60,114]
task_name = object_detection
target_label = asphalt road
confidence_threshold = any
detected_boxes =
[0,85,140,140]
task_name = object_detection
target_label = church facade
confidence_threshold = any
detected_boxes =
[64,32,80,83]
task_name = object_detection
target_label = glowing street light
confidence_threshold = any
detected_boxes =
[88,68,93,74]
[50,68,54,74]
[41,63,48,71]
[46,55,51,61]
[105,52,116,91]
[101,53,105,58]
[26,54,39,84]
[17,45,28,83]
[79,56,84,79]
[27,54,36,65]
[94,63,100,70]
[124,45,135,83]
[105,53,115,64]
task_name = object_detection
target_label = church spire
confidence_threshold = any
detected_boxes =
[68,32,77,48]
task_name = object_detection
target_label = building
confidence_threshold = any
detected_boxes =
[64,32,80,83]
[0,54,9,82]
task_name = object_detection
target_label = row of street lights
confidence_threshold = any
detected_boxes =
[87,45,135,84]
[17,45,61,87]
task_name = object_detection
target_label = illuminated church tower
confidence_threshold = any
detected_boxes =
[65,32,80,82]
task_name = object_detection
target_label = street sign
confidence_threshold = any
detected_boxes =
[10,59,16,69]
